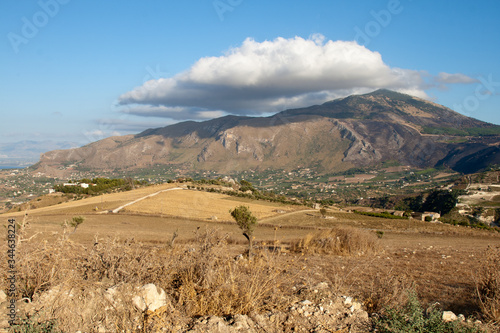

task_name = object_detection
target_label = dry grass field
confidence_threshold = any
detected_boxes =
[122,188,298,221]
[4,183,182,217]
[1,184,500,332]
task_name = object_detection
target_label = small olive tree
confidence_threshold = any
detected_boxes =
[70,216,85,231]
[63,216,85,240]
[230,205,257,256]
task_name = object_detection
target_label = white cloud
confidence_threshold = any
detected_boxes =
[120,105,226,120]
[81,118,174,144]
[118,35,475,120]
[434,72,478,84]
[84,130,105,138]
[94,118,168,132]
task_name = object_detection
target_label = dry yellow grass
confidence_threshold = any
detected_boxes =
[2,186,500,332]
[290,226,380,255]
[2,183,181,217]
[123,189,293,221]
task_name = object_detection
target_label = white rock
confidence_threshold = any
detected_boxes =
[104,285,120,306]
[356,310,369,321]
[442,311,458,322]
[132,284,168,312]
[314,282,329,290]
[350,302,362,312]
[343,296,353,305]
[0,319,10,329]
[300,300,313,306]
[231,314,251,330]
[0,290,6,303]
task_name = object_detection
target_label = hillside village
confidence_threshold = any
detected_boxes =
[456,182,500,226]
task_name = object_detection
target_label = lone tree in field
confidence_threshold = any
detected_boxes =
[230,205,257,256]
[70,216,85,232]
[63,215,85,240]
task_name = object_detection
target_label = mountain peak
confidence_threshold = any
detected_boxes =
[278,88,495,130]
[361,88,414,101]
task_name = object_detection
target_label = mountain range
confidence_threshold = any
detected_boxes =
[32,90,500,176]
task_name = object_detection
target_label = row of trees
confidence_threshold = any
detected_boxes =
[55,177,147,195]
[186,179,308,207]
[394,189,465,215]
[365,189,465,216]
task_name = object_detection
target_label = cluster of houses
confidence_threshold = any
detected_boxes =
[314,204,442,222]
[377,210,441,221]
[62,182,93,189]
[46,182,94,195]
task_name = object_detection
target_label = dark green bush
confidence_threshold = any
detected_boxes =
[374,291,482,333]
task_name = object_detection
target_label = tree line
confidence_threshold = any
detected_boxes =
[54,177,147,195]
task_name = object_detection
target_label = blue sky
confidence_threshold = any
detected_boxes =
[1,0,499,148]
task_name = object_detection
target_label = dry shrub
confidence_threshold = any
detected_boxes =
[15,237,82,300]
[78,236,174,285]
[6,227,298,332]
[290,226,380,255]
[476,245,500,322]
[172,228,293,317]
[30,281,124,331]
[9,236,175,332]
[362,271,414,314]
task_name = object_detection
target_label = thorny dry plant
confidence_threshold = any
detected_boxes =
[476,246,500,323]
[290,226,380,256]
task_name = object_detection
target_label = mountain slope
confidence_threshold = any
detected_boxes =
[33,90,500,176]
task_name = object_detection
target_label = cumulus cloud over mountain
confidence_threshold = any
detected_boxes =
[118,35,475,120]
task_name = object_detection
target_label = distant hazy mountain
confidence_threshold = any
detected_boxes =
[33,90,500,176]
[0,140,80,167]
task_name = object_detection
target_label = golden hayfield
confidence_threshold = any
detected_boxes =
[4,183,181,217]
[123,188,295,221]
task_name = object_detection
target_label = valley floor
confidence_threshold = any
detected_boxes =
[1,186,499,332]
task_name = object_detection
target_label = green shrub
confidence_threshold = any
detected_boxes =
[374,290,482,332]
[353,210,408,220]
[10,317,61,333]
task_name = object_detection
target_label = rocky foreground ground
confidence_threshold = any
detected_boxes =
[2,281,478,332]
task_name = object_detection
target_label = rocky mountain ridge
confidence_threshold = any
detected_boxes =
[33,90,500,176]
